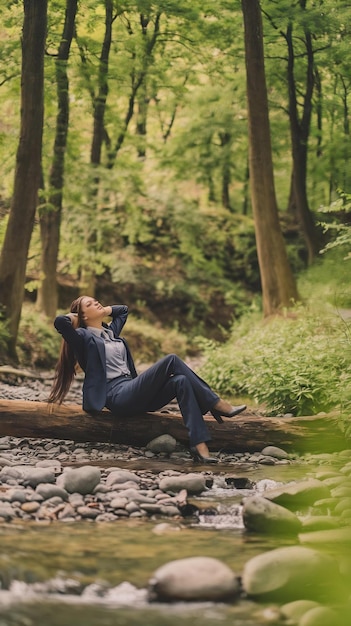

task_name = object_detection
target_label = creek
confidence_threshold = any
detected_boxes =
[0,460,312,626]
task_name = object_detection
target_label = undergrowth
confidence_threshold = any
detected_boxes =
[200,249,351,422]
[199,305,351,417]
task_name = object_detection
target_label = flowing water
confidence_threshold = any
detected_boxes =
[0,462,313,626]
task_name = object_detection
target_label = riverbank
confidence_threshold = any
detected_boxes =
[1,369,351,626]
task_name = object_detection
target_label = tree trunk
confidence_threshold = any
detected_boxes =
[285,20,321,263]
[219,131,232,210]
[37,0,78,318]
[0,399,346,454]
[80,0,114,297]
[241,0,299,316]
[136,80,148,158]
[0,0,47,357]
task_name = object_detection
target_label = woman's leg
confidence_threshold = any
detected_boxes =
[105,354,217,446]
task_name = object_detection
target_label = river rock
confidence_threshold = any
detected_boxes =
[331,485,351,498]
[36,483,69,501]
[334,498,351,514]
[76,505,101,519]
[159,473,206,495]
[57,466,101,495]
[110,496,128,510]
[0,465,55,486]
[261,446,289,459]
[116,488,156,504]
[35,459,62,472]
[280,599,320,622]
[300,515,340,531]
[263,479,330,509]
[8,488,27,503]
[242,495,302,534]
[148,556,239,601]
[0,456,13,467]
[299,526,351,545]
[0,503,15,520]
[146,435,177,454]
[299,606,341,626]
[242,546,343,602]
[340,461,351,475]
[105,469,140,487]
[21,501,40,514]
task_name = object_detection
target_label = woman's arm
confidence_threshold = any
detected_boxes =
[108,305,129,337]
[54,314,83,351]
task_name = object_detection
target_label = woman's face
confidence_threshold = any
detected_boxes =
[80,297,105,324]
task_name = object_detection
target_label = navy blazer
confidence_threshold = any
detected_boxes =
[54,305,137,412]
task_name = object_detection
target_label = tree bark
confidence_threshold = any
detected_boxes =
[0,0,47,357]
[241,0,299,316]
[37,0,78,318]
[0,399,346,454]
[79,0,114,297]
[285,19,321,263]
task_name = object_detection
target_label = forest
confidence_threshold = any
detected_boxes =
[0,0,351,427]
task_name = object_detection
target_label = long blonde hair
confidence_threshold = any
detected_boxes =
[48,296,87,404]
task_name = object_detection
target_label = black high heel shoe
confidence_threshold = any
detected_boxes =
[211,404,247,424]
[190,447,219,464]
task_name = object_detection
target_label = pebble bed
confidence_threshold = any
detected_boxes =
[0,373,350,526]
[0,372,290,524]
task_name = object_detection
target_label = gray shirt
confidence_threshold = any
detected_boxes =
[87,326,131,380]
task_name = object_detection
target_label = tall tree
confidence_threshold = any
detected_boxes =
[79,0,115,296]
[0,0,47,356]
[284,2,322,262]
[37,0,78,318]
[241,0,299,315]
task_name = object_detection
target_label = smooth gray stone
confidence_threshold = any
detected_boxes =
[261,446,289,459]
[76,505,100,519]
[0,466,56,488]
[57,466,101,495]
[242,545,344,602]
[159,473,206,495]
[105,470,140,487]
[146,435,177,454]
[280,599,320,622]
[242,495,302,534]
[263,479,330,509]
[149,556,240,602]
[0,503,15,520]
[36,483,68,501]
[299,606,341,626]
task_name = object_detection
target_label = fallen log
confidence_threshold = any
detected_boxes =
[0,399,348,453]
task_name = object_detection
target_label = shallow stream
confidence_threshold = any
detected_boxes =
[0,461,316,626]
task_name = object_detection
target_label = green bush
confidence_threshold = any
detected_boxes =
[199,305,351,417]
[17,306,62,368]
[120,316,192,364]
[0,319,11,357]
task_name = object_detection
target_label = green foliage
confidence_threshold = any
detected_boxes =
[200,304,351,417]
[121,315,191,363]
[17,306,62,369]
[0,319,11,356]
[299,247,351,309]
[200,248,351,420]
[319,191,351,261]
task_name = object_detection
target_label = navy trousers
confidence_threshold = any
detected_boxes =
[105,354,219,446]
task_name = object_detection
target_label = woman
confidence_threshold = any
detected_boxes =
[49,296,246,464]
